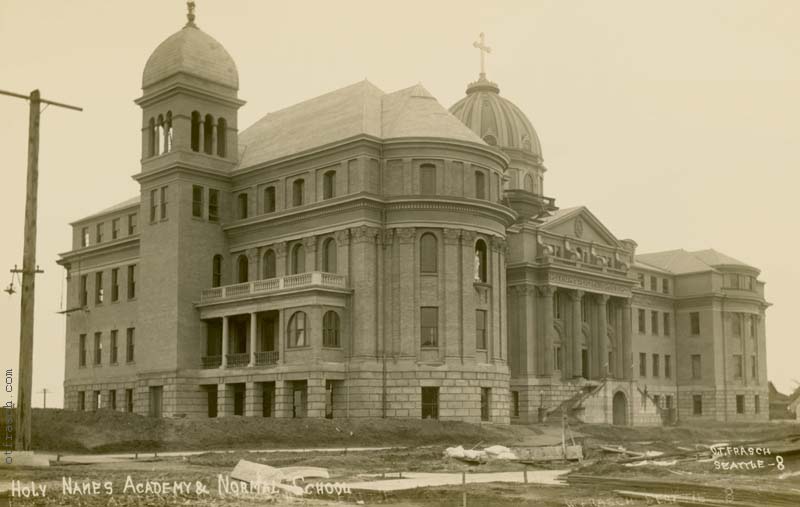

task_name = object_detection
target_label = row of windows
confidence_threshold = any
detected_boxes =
[150,186,169,222]
[80,213,138,248]
[638,352,672,378]
[78,328,135,367]
[190,112,227,157]
[691,393,761,415]
[729,312,759,340]
[423,386,493,421]
[76,388,134,412]
[283,311,341,348]
[636,273,671,294]
[218,239,338,287]
[192,185,220,222]
[732,354,759,380]
[146,112,173,157]
[236,171,336,219]
[421,307,489,350]
[421,234,490,282]
[637,309,672,336]
[79,265,136,306]
[724,273,757,291]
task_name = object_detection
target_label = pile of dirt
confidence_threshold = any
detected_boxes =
[27,408,543,453]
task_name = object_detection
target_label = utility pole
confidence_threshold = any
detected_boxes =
[0,88,81,451]
[38,388,49,409]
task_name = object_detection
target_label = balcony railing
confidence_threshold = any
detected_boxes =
[200,271,348,303]
[255,350,279,366]
[226,353,250,368]
[201,355,222,369]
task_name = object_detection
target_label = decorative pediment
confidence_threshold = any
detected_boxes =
[539,207,621,248]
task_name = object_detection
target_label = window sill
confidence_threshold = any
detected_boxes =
[322,346,342,350]
[286,346,311,350]
[473,281,491,288]
[420,346,439,350]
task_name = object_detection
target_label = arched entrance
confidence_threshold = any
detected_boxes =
[612,391,628,426]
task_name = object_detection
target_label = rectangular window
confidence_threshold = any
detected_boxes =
[651,311,659,335]
[693,394,703,415]
[264,186,276,213]
[79,334,86,367]
[691,354,702,379]
[480,388,491,421]
[110,330,118,364]
[639,352,647,377]
[126,389,134,413]
[111,218,120,240]
[127,265,136,299]
[420,165,436,195]
[751,355,757,379]
[750,317,758,343]
[150,189,158,222]
[653,395,660,408]
[95,271,104,304]
[665,354,672,378]
[420,307,438,347]
[650,276,657,292]
[208,188,219,222]
[94,391,101,411]
[475,171,486,200]
[126,328,135,363]
[160,186,168,219]
[94,332,102,365]
[512,391,520,417]
[638,309,646,333]
[755,394,761,414]
[77,391,85,411]
[665,395,673,409]
[192,185,204,218]
[81,227,90,247]
[663,312,671,336]
[731,313,742,337]
[662,278,669,294]
[96,222,103,243]
[109,390,117,410]
[476,310,487,350]
[637,273,645,288]
[237,193,248,219]
[421,387,439,419]
[652,354,660,377]
[733,355,743,379]
[127,213,137,235]
[80,274,88,306]
[736,394,745,414]
[555,346,562,371]
[690,312,700,335]
[111,268,119,302]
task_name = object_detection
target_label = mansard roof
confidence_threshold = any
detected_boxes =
[70,196,140,225]
[635,248,758,275]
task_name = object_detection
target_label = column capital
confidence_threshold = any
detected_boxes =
[460,229,477,243]
[490,236,507,253]
[273,242,287,257]
[351,225,380,244]
[442,228,461,245]
[568,289,585,302]
[246,248,259,263]
[396,227,416,244]
[595,294,610,305]
[303,236,317,251]
[334,229,351,245]
[537,285,557,297]
[380,228,394,247]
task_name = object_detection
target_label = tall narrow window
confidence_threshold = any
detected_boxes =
[751,355,757,379]
[148,117,156,157]
[94,332,102,365]
[421,387,439,419]
[665,355,672,378]
[80,275,88,306]
[237,255,249,283]
[217,117,227,157]
[156,114,164,155]
[691,354,702,379]
[287,311,307,348]
[475,170,486,199]
[476,310,487,350]
[203,114,214,154]
[662,278,670,294]
[164,111,173,152]
[663,312,671,336]
[81,227,89,247]
[291,244,305,274]
[79,334,87,367]
[690,312,700,335]
[111,268,119,302]
[322,238,337,273]
[208,189,219,222]
[262,250,276,279]
[264,186,276,213]
[190,111,201,152]
[212,255,222,287]
[523,173,534,192]
[127,265,136,299]
[128,213,137,235]
[736,395,745,414]
[554,291,561,319]
[111,218,120,240]
[639,352,647,377]
[323,170,336,200]
[652,354,660,377]
[126,328,135,363]
[322,311,340,347]
[693,394,703,415]
[110,330,118,364]
[150,190,158,222]
[292,179,305,206]
[638,309,646,333]
[420,164,436,195]
[95,271,104,304]
[419,233,438,274]
[651,311,659,335]
[192,185,204,218]
[480,388,491,421]
[96,223,104,243]
[650,276,658,292]
[237,193,248,219]
[420,307,438,347]
[160,186,168,219]
[731,313,742,337]
[474,239,488,282]
[733,355,743,379]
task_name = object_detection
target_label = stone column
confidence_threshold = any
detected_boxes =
[244,381,258,416]
[247,248,259,283]
[198,119,205,152]
[351,226,380,358]
[443,229,461,360]
[397,228,416,358]
[539,286,555,377]
[597,294,609,379]
[274,380,292,418]
[249,312,258,367]
[522,286,536,375]
[621,299,633,380]
[274,242,287,278]
[335,229,350,279]
[221,316,229,369]
[217,383,231,417]
[211,122,218,156]
[490,237,506,362]
[278,309,286,365]
[460,230,477,360]
[570,290,584,378]
[303,236,317,272]
[306,375,326,418]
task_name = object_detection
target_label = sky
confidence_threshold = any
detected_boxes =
[0,0,798,408]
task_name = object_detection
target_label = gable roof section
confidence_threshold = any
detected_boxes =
[70,196,141,225]
[635,248,756,275]
[236,80,486,169]
[537,206,622,247]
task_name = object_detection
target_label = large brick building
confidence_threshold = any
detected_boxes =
[58,10,769,425]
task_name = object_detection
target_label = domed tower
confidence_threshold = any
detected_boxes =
[449,34,556,221]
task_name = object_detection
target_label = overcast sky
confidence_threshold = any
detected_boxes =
[1,0,798,407]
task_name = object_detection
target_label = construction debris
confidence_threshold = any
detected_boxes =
[229,459,329,496]
[515,445,583,462]
[443,444,518,463]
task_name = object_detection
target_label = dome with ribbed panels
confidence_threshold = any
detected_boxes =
[449,78,542,161]
[142,22,238,90]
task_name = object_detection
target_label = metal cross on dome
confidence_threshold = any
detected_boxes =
[186,1,196,26]
[473,32,492,79]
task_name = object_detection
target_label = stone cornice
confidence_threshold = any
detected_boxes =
[58,236,140,265]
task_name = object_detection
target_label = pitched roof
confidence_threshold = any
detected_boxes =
[71,196,140,225]
[635,248,756,275]
[237,80,485,169]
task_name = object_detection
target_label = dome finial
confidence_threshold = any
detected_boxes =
[185,1,197,27]
[473,32,492,80]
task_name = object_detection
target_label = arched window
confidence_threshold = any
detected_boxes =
[190,111,201,152]
[148,118,156,157]
[322,311,340,347]
[322,238,337,273]
[264,186,276,213]
[212,255,222,287]
[523,174,534,192]
[156,114,165,155]
[420,233,437,274]
[292,179,305,207]
[237,255,249,283]
[237,193,248,219]
[554,291,561,319]
[322,170,336,200]
[203,114,214,154]
[420,164,436,195]
[216,117,227,157]
[474,239,488,282]
[287,311,307,348]
[291,243,305,274]
[262,250,276,279]
[475,171,486,199]
[165,111,173,153]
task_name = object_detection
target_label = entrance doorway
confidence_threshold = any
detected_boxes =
[205,385,218,418]
[148,386,163,418]
[613,391,628,426]
[262,382,274,417]
[292,381,307,418]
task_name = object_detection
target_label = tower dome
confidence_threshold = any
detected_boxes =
[141,14,238,90]
[449,77,542,162]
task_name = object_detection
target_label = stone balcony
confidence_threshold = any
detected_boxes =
[200,271,348,303]
[200,351,280,369]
